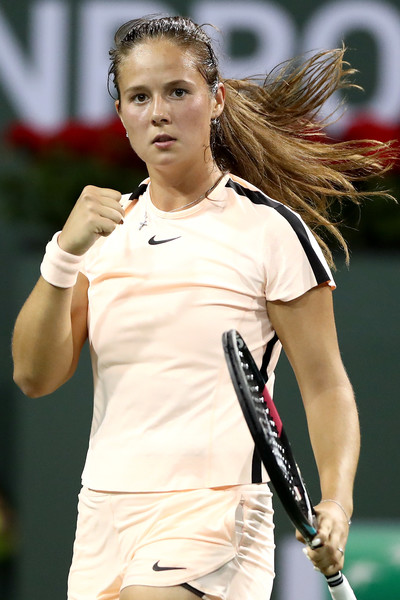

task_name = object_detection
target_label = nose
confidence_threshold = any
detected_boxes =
[151,96,170,125]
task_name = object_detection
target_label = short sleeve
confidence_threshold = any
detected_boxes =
[263,204,335,302]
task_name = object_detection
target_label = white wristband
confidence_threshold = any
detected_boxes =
[40,231,83,288]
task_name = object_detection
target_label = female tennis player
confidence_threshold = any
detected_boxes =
[12,15,393,600]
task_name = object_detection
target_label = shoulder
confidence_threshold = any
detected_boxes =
[226,174,290,214]
[225,174,333,288]
[121,178,149,211]
[225,174,307,234]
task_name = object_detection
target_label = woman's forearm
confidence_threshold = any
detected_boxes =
[304,382,360,518]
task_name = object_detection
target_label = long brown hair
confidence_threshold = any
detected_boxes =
[109,15,396,266]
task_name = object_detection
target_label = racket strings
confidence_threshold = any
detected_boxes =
[239,350,293,478]
[239,346,304,505]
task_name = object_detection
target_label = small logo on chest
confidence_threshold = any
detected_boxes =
[148,235,181,245]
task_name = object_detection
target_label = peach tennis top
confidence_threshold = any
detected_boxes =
[79,174,334,492]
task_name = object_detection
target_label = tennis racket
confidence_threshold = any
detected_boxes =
[222,329,357,600]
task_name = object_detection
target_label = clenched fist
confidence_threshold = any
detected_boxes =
[58,186,124,255]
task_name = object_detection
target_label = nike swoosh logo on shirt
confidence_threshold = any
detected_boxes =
[152,561,186,572]
[148,235,181,245]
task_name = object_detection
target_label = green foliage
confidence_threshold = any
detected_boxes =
[0,120,399,250]
[0,146,146,233]
[0,119,147,236]
[338,176,400,251]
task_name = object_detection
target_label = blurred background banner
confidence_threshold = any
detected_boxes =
[1,0,400,243]
[1,0,400,134]
[0,1,399,600]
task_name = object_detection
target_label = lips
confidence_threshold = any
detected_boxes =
[152,134,176,143]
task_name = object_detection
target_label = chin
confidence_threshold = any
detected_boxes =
[149,154,188,170]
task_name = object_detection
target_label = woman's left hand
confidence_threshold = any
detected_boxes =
[296,501,350,575]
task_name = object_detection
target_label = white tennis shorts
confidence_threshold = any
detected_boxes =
[67,483,275,600]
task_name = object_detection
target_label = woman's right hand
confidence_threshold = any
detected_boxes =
[58,185,124,255]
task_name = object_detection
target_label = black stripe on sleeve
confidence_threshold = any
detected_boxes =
[260,333,279,379]
[251,448,262,483]
[225,179,330,285]
[129,182,148,201]
[181,583,205,598]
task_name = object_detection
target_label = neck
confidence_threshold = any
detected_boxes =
[147,164,224,212]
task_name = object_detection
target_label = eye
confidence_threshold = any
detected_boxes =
[132,93,148,104]
[171,88,187,98]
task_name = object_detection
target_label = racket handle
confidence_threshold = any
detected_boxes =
[326,572,357,600]
[309,526,357,599]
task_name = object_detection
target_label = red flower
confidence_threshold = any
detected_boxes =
[5,119,144,168]
[342,114,400,171]
[6,115,400,171]
[5,122,49,153]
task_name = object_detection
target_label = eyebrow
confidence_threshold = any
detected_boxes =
[123,79,194,94]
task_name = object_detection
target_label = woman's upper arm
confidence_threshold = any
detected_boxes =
[68,272,89,376]
[266,284,350,401]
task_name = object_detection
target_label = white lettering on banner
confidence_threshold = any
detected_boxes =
[303,0,400,132]
[193,0,296,78]
[0,0,400,130]
[0,1,68,129]
[78,1,167,123]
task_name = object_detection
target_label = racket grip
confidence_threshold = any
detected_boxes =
[326,572,357,600]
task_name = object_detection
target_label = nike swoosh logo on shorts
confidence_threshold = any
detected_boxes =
[152,561,186,571]
[148,235,181,245]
